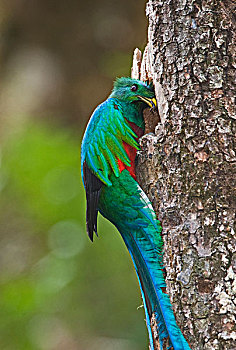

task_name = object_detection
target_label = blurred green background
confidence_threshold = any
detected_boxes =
[0,1,148,349]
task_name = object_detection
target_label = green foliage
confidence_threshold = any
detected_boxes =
[0,121,147,350]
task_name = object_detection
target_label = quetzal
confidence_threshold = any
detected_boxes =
[81,77,191,350]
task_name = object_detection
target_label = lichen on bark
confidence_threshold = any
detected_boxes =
[132,0,236,349]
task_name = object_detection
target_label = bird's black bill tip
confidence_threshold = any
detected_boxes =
[150,100,157,110]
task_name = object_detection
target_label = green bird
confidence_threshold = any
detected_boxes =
[81,77,191,350]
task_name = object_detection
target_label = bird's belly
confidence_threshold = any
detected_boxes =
[117,142,137,180]
[117,120,144,180]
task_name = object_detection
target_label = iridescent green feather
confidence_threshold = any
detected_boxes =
[81,97,139,186]
[99,170,191,350]
[81,77,192,350]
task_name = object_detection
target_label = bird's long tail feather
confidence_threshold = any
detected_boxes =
[121,229,191,350]
[99,171,191,350]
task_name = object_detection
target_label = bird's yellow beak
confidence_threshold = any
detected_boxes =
[137,96,157,109]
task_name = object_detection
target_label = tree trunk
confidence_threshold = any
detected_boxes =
[132,0,236,349]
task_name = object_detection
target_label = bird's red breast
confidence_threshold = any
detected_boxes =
[117,120,144,180]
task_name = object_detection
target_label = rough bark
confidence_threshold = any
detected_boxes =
[132,0,236,349]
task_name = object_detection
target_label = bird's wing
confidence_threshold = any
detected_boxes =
[82,161,103,241]
[81,98,139,240]
[81,98,140,187]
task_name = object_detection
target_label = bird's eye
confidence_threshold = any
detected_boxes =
[131,84,138,92]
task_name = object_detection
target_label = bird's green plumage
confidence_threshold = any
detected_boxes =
[82,97,140,186]
[81,77,191,350]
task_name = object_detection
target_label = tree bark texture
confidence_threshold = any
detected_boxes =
[132,1,236,349]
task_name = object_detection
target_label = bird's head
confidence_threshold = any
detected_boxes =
[110,77,157,109]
